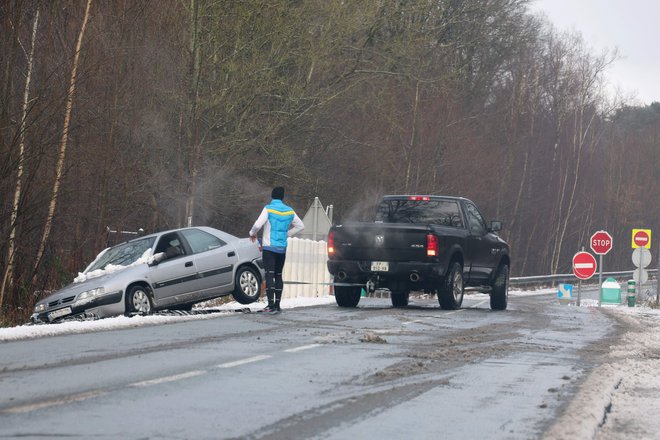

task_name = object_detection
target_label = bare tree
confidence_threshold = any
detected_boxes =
[0,10,39,307]
[32,0,93,283]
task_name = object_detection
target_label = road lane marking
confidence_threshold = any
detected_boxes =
[284,344,321,353]
[4,348,323,414]
[217,354,271,368]
[472,299,490,308]
[2,390,106,414]
[130,370,206,387]
[403,320,425,326]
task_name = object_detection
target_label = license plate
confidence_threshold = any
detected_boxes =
[48,307,72,321]
[371,261,389,272]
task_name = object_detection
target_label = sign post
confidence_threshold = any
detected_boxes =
[590,230,613,307]
[632,229,653,299]
[573,250,597,306]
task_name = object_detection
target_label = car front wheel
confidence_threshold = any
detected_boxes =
[126,285,153,316]
[490,263,509,310]
[232,266,261,304]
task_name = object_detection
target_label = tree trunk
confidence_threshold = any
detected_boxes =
[184,0,202,227]
[32,0,93,283]
[405,81,420,193]
[1,9,40,307]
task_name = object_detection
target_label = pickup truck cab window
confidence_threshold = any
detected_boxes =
[465,202,487,236]
[375,199,463,227]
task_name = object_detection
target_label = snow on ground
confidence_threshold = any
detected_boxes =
[1,288,660,438]
[0,296,336,342]
[542,301,660,440]
[0,287,648,343]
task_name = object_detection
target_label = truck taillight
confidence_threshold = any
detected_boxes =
[409,196,430,201]
[426,234,438,257]
[327,231,335,255]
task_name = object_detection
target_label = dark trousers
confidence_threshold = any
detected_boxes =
[263,250,286,305]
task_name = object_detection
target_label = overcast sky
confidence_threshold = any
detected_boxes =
[530,0,660,105]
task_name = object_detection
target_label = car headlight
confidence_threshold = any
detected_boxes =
[74,287,105,306]
[34,303,47,313]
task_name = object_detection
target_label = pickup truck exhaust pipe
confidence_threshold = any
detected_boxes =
[410,272,420,282]
[337,271,347,281]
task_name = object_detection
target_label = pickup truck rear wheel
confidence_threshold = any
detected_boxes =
[438,262,464,310]
[390,290,409,308]
[490,263,509,310]
[335,285,361,307]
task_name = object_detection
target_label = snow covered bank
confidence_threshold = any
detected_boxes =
[543,306,660,440]
[0,296,335,342]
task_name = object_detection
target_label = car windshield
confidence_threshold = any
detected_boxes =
[85,237,156,273]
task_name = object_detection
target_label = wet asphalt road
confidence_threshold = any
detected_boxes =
[0,289,620,439]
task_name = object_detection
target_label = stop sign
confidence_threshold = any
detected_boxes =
[633,230,650,248]
[573,251,597,280]
[590,230,613,255]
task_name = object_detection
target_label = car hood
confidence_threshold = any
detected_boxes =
[36,265,144,306]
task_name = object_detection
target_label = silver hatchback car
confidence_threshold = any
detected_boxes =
[32,227,265,323]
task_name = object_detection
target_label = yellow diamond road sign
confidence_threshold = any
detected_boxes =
[631,229,652,249]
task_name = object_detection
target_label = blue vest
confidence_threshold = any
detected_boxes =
[265,199,295,251]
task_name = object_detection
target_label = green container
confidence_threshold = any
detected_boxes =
[601,278,621,304]
[627,280,636,294]
[627,295,636,307]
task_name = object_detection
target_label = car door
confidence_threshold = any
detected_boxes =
[179,228,237,296]
[462,201,493,283]
[148,232,198,303]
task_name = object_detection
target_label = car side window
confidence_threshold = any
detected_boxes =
[154,233,187,258]
[465,202,487,236]
[180,229,226,254]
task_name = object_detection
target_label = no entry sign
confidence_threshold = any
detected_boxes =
[632,229,652,249]
[590,230,613,255]
[573,251,597,280]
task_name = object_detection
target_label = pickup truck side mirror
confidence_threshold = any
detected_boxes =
[488,221,502,233]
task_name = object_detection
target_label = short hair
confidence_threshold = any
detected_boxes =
[271,186,285,200]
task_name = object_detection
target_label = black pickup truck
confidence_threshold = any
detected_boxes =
[327,195,510,310]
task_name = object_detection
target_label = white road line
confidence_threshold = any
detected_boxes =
[284,344,322,353]
[130,370,206,387]
[472,299,490,308]
[217,354,271,368]
[403,320,425,326]
[2,390,106,414]
[443,298,490,315]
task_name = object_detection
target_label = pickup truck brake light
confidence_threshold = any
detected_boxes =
[327,230,335,255]
[426,234,438,256]
[409,196,430,201]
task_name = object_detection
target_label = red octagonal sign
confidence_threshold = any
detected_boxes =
[573,251,597,280]
[590,230,613,255]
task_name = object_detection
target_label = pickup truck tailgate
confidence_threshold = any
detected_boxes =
[331,222,431,262]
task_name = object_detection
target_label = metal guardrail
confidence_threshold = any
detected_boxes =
[286,268,658,290]
[510,270,658,286]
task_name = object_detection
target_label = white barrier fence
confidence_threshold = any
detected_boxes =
[282,237,332,298]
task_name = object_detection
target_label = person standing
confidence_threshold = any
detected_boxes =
[249,187,304,313]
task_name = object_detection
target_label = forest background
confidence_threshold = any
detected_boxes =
[2,0,659,325]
